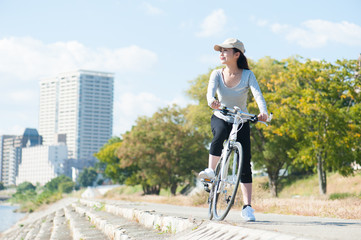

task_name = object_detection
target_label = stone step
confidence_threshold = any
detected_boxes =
[1,198,201,240]
[3,220,38,240]
[35,212,55,240]
[23,217,45,240]
[79,199,196,235]
[72,202,169,240]
[63,205,109,240]
[50,208,72,240]
[2,222,28,240]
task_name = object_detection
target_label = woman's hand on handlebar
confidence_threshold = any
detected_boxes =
[258,113,268,122]
[210,99,221,109]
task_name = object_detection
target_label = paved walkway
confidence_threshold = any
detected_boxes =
[96,199,361,240]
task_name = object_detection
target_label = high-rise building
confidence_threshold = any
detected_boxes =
[0,135,16,186]
[0,128,42,186]
[38,70,114,164]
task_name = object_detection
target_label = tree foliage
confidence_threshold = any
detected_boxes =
[16,181,36,194]
[116,104,208,195]
[276,58,361,194]
[11,177,73,212]
[186,68,220,142]
[77,167,98,187]
[247,57,297,197]
[94,137,137,184]
[44,175,73,192]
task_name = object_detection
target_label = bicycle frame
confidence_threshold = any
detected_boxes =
[215,106,272,195]
[217,108,244,192]
[206,105,272,220]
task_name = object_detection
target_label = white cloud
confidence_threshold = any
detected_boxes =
[167,94,193,108]
[8,89,37,102]
[0,36,160,136]
[270,20,361,48]
[0,37,158,81]
[197,9,227,37]
[142,2,164,16]
[270,23,289,33]
[119,92,165,117]
[113,92,166,135]
[250,16,268,27]
[0,125,28,136]
[113,91,192,135]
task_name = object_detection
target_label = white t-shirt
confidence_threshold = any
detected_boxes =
[206,68,268,123]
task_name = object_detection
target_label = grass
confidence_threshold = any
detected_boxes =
[98,171,361,220]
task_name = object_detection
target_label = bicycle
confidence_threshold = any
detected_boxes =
[202,105,272,221]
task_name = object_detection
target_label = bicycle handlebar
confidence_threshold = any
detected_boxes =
[215,105,273,126]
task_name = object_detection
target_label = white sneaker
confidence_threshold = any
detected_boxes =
[198,168,215,180]
[241,206,256,221]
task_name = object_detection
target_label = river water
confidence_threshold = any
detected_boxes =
[0,204,26,232]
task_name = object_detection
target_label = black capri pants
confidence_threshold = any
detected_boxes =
[209,114,252,183]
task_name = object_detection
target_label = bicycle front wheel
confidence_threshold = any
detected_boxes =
[213,142,243,221]
[207,161,221,220]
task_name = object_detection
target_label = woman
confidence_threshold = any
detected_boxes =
[199,38,268,221]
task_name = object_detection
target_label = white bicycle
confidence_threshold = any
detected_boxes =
[202,105,272,221]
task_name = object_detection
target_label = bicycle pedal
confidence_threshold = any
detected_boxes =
[203,183,211,192]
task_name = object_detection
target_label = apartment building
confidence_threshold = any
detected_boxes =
[38,70,114,165]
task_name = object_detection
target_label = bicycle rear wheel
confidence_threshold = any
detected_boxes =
[213,142,243,221]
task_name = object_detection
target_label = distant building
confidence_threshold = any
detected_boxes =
[0,135,17,186]
[38,70,114,167]
[0,129,42,186]
[17,144,68,185]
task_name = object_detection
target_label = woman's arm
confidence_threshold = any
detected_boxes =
[249,71,268,120]
[206,70,221,109]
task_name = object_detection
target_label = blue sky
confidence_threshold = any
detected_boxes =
[0,0,360,136]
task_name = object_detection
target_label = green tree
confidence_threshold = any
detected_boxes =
[247,57,297,197]
[186,68,219,142]
[44,175,73,192]
[117,104,208,195]
[59,181,75,193]
[94,137,137,184]
[0,182,5,190]
[77,167,98,187]
[278,58,361,194]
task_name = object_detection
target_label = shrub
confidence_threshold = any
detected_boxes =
[59,181,75,193]
[329,192,353,200]
[44,175,73,192]
[16,182,36,194]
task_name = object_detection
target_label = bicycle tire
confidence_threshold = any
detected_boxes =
[212,142,243,221]
[207,161,221,220]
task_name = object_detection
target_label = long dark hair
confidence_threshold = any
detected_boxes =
[233,48,250,70]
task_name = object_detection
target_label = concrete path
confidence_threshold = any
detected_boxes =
[92,199,361,240]
[1,197,360,240]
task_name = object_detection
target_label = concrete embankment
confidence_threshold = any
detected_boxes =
[1,197,361,240]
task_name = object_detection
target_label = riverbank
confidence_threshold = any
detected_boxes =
[0,197,75,236]
[0,204,26,233]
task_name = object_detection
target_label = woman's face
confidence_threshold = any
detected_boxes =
[219,48,239,65]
